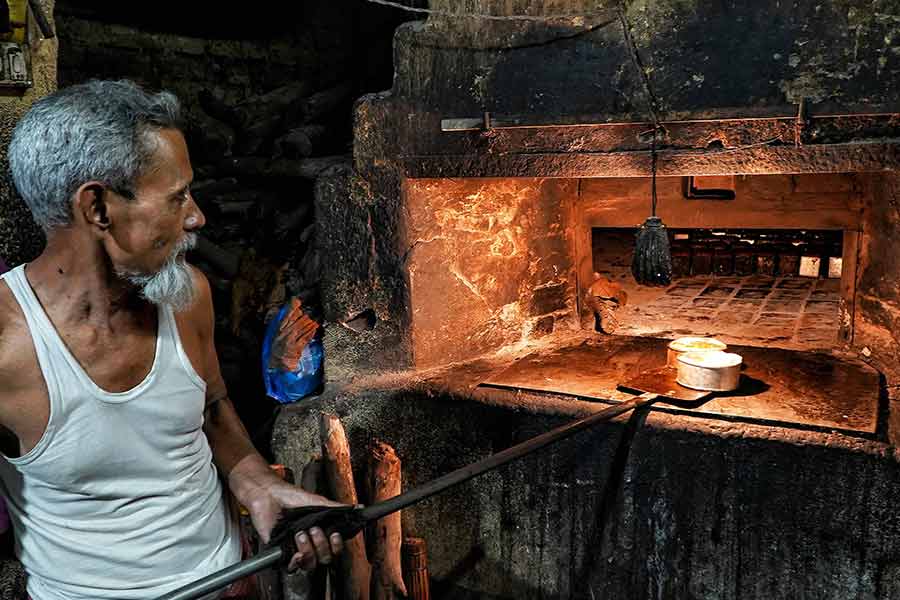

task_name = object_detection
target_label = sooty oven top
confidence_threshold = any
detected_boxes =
[478,335,880,436]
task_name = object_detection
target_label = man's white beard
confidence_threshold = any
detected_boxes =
[118,233,198,311]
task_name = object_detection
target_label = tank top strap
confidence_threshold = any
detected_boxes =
[1,265,73,393]
[1,265,65,463]
[2,265,168,403]
[2,265,62,356]
[2,265,204,396]
[159,303,207,392]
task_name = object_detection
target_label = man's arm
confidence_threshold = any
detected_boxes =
[0,285,50,459]
[0,308,16,457]
[190,269,343,571]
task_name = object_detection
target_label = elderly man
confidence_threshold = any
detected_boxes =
[0,80,342,599]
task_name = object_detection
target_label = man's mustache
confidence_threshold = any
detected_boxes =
[172,233,198,258]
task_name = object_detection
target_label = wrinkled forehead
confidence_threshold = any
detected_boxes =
[135,127,193,192]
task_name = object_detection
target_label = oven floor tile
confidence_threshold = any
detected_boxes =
[612,275,839,350]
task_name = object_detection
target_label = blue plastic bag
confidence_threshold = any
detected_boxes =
[261,299,324,404]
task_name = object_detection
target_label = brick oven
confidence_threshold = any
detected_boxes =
[273,2,900,599]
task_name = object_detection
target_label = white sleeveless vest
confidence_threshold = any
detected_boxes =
[0,265,240,599]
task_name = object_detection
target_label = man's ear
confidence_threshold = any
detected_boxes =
[74,182,111,232]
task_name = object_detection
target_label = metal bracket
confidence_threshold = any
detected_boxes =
[441,112,493,132]
[637,124,669,145]
[441,117,484,132]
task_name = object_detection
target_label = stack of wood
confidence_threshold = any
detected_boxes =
[311,414,430,600]
[189,79,353,263]
[184,79,355,396]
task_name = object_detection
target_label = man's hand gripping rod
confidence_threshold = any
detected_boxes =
[155,393,654,600]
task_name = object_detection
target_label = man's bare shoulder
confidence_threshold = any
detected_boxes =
[0,279,31,387]
[190,264,213,306]
[172,265,215,343]
[0,280,9,338]
[170,265,223,390]
[189,264,214,322]
[0,279,18,350]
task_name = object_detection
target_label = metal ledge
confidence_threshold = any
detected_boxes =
[401,141,900,178]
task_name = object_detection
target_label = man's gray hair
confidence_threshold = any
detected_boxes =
[8,79,183,230]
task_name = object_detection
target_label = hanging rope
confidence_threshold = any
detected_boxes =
[617,4,672,286]
[650,129,658,216]
[616,5,662,131]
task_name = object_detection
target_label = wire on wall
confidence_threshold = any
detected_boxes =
[365,0,618,21]
[371,0,785,158]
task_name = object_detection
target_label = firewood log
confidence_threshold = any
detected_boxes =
[321,414,370,600]
[275,125,328,158]
[218,155,350,181]
[301,83,353,123]
[366,442,406,600]
[194,234,240,279]
[300,454,323,494]
[401,538,430,600]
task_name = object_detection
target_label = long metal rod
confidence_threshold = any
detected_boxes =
[157,392,658,600]
[440,106,900,131]
[358,392,658,522]
[157,546,283,600]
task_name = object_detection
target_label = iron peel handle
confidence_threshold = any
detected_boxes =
[267,504,367,558]
[155,505,366,600]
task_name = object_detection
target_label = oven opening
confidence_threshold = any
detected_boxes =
[590,227,846,350]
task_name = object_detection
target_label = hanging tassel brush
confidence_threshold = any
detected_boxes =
[631,129,672,286]
[617,6,672,287]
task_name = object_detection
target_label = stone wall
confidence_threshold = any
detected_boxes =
[0,0,57,267]
[57,16,340,109]
[274,368,900,600]
[335,0,900,376]
[394,0,899,116]
[856,172,900,442]
[403,178,578,367]
[857,172,900,375]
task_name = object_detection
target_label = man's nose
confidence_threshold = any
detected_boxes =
[184,195,206,231]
